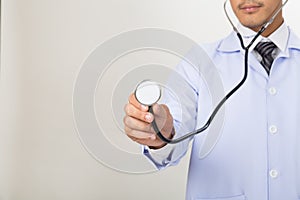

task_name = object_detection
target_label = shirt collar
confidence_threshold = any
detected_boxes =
[218,22,289,53]
[237,22,288,52]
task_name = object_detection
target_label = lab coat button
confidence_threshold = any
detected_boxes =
[269,169,279,178]
[269,87,277,95]
[269,125,278,134]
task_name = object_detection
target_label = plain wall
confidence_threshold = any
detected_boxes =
[1,0,299,199]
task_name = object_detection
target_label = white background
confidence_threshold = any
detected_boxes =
[1,0,299,199]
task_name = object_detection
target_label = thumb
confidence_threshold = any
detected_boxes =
[150,104,173,133]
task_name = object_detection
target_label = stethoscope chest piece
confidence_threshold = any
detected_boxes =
[134,80,161,106]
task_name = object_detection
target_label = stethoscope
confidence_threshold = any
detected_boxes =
[134,0,289,144]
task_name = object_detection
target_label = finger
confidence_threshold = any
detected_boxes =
[151,103,170,117]
[124,126,156,140]
[123,115,153,133]
[124,103,153,123]
[127,134,160,146]
[125,130,167,147]
[128,135,169,148]
[150,104,168,125]
[150,104,173,135]
[128,136,154,146]
[128,93,149,112]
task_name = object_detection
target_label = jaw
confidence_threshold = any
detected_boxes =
[237,10,284,37]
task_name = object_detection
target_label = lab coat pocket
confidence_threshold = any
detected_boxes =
[194,194,246,200]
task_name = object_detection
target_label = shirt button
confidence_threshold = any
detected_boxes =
[269,87,277,95]
[269,125,278,135]
[269,169,279,178]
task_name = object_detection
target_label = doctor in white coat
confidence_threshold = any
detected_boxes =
[124,0,300,199]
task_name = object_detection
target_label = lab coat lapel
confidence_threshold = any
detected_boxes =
[217,31,269,79]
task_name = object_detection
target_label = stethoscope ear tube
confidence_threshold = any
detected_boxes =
[223,0,289,34]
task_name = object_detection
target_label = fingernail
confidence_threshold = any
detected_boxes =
[145,114,152,122]
[141,105,148,111]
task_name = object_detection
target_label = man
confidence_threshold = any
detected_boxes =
[124,0,300,199]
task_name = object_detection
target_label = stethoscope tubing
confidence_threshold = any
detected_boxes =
[150,0,288,144]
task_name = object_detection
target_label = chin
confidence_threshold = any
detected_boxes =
[241,21,263,31]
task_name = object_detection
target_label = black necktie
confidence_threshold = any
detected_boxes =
[254,42,277,75]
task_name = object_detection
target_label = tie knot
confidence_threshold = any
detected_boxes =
[254,41,278,75]
[254,41,277,57]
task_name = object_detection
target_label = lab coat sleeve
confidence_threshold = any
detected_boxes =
[142,45,211,169]
[142,132,190,170]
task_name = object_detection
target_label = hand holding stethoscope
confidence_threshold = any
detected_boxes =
[124,86,174,148]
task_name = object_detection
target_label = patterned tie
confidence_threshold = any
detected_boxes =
[254,42,277,75]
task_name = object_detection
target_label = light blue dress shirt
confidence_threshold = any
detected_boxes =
[144,24,300,200]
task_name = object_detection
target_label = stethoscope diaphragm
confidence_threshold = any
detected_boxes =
[134,80,161,106]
